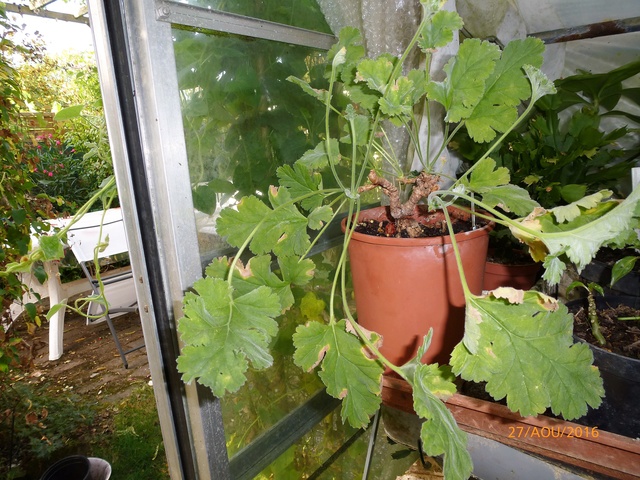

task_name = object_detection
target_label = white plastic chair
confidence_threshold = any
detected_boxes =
[66,209,144,368]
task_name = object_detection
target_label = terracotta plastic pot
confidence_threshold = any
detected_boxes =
[483,260,541,291]
[342,205,492,367]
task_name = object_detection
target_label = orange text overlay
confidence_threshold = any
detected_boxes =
[508,426,599,439]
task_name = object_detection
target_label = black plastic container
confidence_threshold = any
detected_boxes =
[40,455,90,480]
[567,296,640,439]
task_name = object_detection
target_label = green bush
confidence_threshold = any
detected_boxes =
[0,381,95,479]
[24,132,104,213]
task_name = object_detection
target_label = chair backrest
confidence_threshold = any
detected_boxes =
[67,208,129,263]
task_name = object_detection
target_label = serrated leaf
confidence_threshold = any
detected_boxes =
[550,190,613,223]
[426,39,501,123]
[418,9,463,51]
[293,320,383,428]
[307,205,333,230]
[356,56,395,94]
[411,366,472,480]
[192,182,217,214]
[379,75,420,117]
[451,291,604,419]
[480,184,540,216]
[216,189,311,256]
[297,139,340,170]
[177,277,281,397]
[277,163,324,211]
[463,158,510,192]
[465,39,545,142]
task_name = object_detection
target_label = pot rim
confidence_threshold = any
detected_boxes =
[341,205,494,247]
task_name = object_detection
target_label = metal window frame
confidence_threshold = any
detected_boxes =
[86,1,341,478]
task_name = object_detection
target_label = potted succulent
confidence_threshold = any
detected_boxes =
[176,1,640,478]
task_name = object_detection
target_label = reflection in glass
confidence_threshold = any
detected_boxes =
[174,0,332,33]
[173,28,331,261]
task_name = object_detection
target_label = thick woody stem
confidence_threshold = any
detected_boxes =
[361,170,440,220]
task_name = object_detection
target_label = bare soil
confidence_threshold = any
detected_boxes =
[354,218,480,238]
[19,306,150,403]
[572,302,640,360]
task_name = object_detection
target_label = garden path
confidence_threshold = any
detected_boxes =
[29,306,150,403]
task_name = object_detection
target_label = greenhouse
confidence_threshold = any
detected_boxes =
[1,0,640,479]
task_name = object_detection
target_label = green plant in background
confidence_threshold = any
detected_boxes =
[173,0,333,216]
[22,133,98,213]
[176,1,640,478]
[0,380,95,479]
[90,385,168,480]
[0,4,58,369]
[454,60,640,208]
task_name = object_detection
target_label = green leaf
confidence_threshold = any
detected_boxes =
[192,183,217,214]
[427,39,501,124]
[293,320,383,428]
[356,56,395,94]
[39,235,64,261]
[611,256,638,286]
[379,75,421,117]
[451,290,604,419]
[463,157,510,191]
[297,139,340,170]
[216,188,311,256]
[411,366,473,480]
[277,163,324,211]
[54,104,84,121]
[550,190,613,223]
[418,9,463,51]
[46,301,67,321]
[177,276,281,397]
[307,205,333,230]
[464,38,545,142]
[480,184,540,216]
[512,187,640,281]
[286,75,328,103]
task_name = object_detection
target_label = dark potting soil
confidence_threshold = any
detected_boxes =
[354,218,485,238]
[572,302,640,360]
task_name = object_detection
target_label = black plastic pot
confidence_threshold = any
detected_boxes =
[567,296,640,439]
[40,455,90,480]
[581,257,640,297]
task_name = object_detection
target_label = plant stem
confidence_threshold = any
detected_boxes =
[587,291,607,346]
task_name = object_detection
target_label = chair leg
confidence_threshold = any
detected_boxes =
[103,314,144,369]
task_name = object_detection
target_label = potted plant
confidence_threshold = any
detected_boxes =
[565,281,640,439]
[175,1,640,478]
[453,59,640,291]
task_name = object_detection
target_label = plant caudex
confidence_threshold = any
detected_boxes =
[177,1,640,478]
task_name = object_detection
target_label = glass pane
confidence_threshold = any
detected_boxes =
[220,246,344,456]
[173,28,331,261]
[175,0,332,34]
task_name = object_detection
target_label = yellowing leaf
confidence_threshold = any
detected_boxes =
[451,291,604,419]
[293,320,383,428]
[177,277,281,397]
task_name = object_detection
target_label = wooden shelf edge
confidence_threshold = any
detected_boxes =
[381,375,640,480]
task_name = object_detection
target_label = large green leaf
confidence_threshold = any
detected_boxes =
[512,186,640,282]
[177,277,281,397]
[411,367,473,480]
[464,38,545,142]
[418,9,463,51]
[451,290,604,419]
[216,187,311,256]
[293,320,383,428]
[426,39,501,123]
